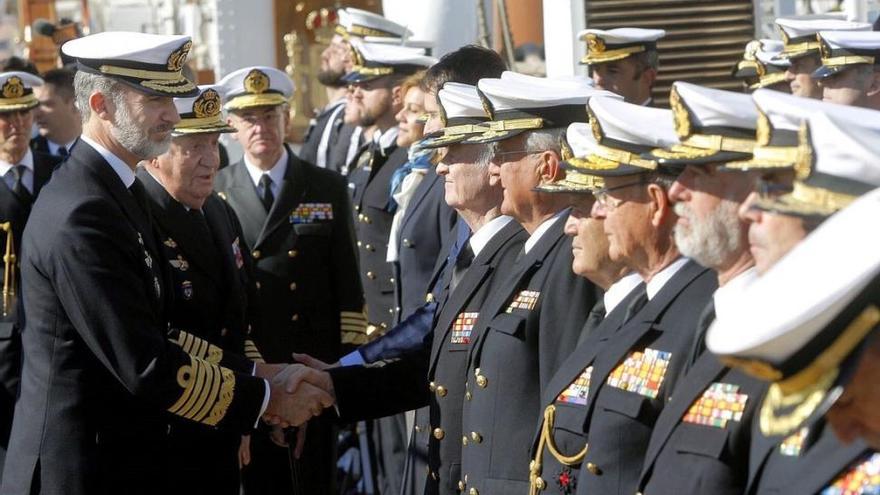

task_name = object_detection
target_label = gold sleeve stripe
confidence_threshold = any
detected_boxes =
[340,311,367,321]
[168,355,236,427]
[206,368,236,426]
[168,356,205,417]
[192,364,222,422]
[341,331,368,346]
[174,356,213,420]
[244,339,265,363]
[169,330,224,365]
[180,361,217,422]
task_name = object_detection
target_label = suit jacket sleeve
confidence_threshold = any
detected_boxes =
[329,350,430,422]
[357,301,436,363]
[48,197,266,431]
[329,172,367,351]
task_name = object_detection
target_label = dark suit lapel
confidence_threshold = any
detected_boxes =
[256,148,307,248]
[74,142,165,309]
[226,160,268,248]
[640,353,727,477]
[203,194,240,292]
[465,215,567,372]
[582,260,708,421]
[32,152,56,197]
[398,169,439,235]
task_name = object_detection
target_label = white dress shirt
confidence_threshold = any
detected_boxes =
[244,147,288,200]
[646,256,690,300]
[524,210,566,254]
[604,272,644,316]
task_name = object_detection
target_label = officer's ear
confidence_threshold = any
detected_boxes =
[537,150,563,184]
[89,91,112,121]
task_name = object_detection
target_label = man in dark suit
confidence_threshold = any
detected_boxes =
[524,94,718,495]
[31,67,80,158]
[279,80,528,495]
[455,74,607,495]
[344,41,435,336]
[215,65,363,495]
[0,32,331,495]
[0,71,63,482]
[139,86,266,495]
[300,8,414,173]
[706,96,880,495]
[635,82,770,495]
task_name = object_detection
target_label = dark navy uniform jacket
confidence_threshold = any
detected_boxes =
[348,137,408,333]
[215,145,363,361]
[139,170,263,495]
[0,150,60,480]
[0,142,266,495]
[573,260,716,495]
[329,218,526,495]
[459,213,599,495]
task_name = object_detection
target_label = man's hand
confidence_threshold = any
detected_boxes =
[254,362,287,380]
[273,363,335,399]
[292,352,339,370]
[262,365,334,427]
[238,435,251,468]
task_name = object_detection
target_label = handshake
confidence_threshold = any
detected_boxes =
[256,354,339,428]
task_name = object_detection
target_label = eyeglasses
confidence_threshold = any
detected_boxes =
[593,179,649,210]
[493,149,543,160]
[754,178,793,199]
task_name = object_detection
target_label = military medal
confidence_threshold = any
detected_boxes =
[181,280,193,300]
[506,290,540,313]
[451,312,479,344]
[232,237,244,269]
[556,466,576,495]
[289,202,334,224]
[606,348,672,399]
[823,453,880,494]
[682,382,749,428]
[168,255,189,271]
[557,366,593,406]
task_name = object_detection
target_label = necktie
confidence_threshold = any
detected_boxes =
[128,177,150,217]
[450,241,475,292]
[57,146,69,158]
[576,298,606,347]
[684,300,716,375]
[189,209,212,241]
[259,174,274,212]
[11,165,32,204]
[623,285,649,323]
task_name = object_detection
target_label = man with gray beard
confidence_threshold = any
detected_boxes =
[1,32,330,495]
[634,81,769,495]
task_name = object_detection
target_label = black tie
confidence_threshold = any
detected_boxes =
[684,300,716,374]
[576,298,606,347]
[623,285,649,323]
[450,241,475,292]
[259,174,274,212]
[189,209,212,241]
[11,165,32,204]
[57,146,69,158]
[128,178,150,219]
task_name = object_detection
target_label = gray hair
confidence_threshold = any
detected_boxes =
[476,142,497,169]
[524,127,565,155]
[73,71,122,125]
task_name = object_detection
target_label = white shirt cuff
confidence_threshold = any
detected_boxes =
[256,378,270,428]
